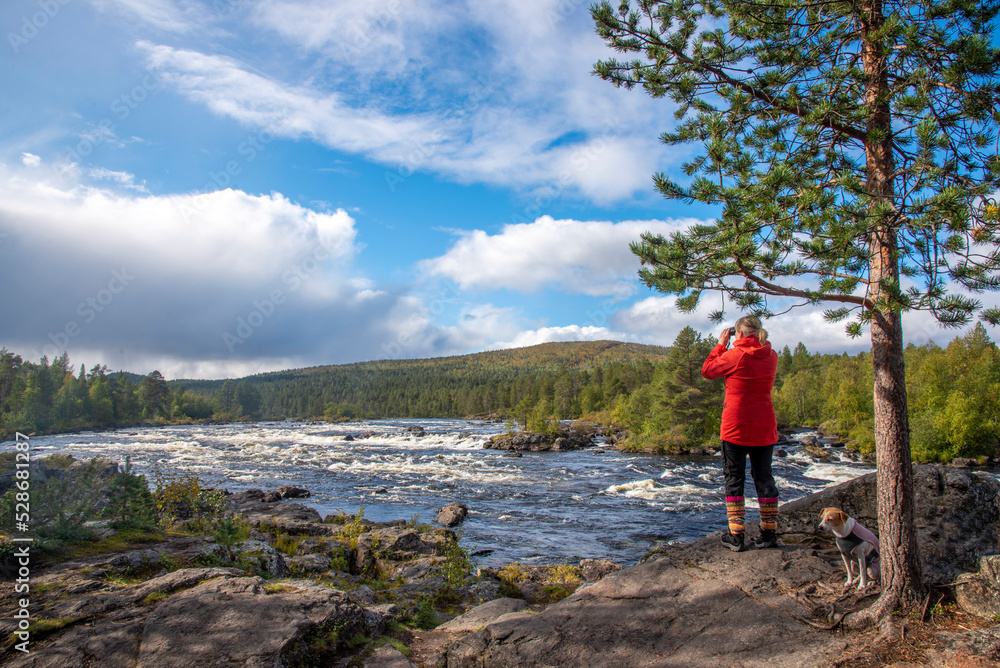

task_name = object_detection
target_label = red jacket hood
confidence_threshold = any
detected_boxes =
[732,335,772,358]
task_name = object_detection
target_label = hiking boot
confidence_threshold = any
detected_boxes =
[721,531,745,552]
[751,529,778,549]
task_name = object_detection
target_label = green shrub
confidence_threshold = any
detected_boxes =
[213,517,251,546]
[274,534,300,556]
[545,563,582,585]
[345,633,372,649]
[541,584,575,603]
[335,506,367,548]
[412,598,440,630]
[151,469,226,528]
[407,512,433,533]
[440,536,473,587]
[328,547,349,573]
[104,455,156,530]
[497,562,529,585]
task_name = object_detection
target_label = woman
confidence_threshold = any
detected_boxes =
[701,315,779,552]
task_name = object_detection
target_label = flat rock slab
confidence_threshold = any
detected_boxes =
[4,571,384,668]
[447,539,847,668]
[437,597,530,633]
[363,644,418,667]
[135,576,361,667]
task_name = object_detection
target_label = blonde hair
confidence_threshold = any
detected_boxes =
[735,315,768,343]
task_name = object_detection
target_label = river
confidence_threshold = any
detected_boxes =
[5,419,874,567]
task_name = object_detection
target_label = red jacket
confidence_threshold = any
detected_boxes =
[701,335,778,446]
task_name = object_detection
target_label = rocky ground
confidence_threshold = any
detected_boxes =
[0,464,626,667]
[436,464,1000,668]
[2,461,999,667]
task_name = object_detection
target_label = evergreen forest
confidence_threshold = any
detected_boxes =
[1,330,998,463]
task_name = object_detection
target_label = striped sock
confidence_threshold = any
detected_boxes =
[726,496,745,535]
[759,497,779,532]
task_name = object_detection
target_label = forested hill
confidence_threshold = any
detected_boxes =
[182,340,670,386]
[172,340,672,420]
[4,330,997,462]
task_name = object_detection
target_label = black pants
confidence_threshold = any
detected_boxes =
[721,440,778,500]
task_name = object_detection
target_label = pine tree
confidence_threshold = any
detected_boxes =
[235,380,262,419]
[660,326,721,443]
[593,0,1000,622]
[111,372,139,421]
[139,371,171,418]
[216,380,237,418]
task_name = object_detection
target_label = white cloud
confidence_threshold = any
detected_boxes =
[0,162,571,377]
[614,296,714,346]
[421,215,699,296]
[0,166,357,284]
[249,0,451,77]
[21,153,40,167]
[615,294,865,351]
[87,0,215,34]
[611,293,990,354]
[125,0,674,204]
[138,41,442,162]
[486,325,634,351]
[0,162,363,370]
[88,167,150,193]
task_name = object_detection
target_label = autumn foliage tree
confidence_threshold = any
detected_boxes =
[592,0,1000,623]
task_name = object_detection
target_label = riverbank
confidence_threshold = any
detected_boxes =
[3,457,999,666]
[0,454,625,665]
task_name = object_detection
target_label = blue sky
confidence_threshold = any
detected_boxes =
[0,0,989,379]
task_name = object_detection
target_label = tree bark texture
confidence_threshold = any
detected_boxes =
[859,0,924,619]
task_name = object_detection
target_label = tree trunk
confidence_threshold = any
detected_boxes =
[862,306,924,623]
[852,0,924,626]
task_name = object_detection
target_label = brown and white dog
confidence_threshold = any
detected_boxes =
[818,507,881,589]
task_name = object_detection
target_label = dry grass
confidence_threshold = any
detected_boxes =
[829,600,996,667]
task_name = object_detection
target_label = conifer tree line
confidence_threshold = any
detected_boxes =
[1,331,997,463]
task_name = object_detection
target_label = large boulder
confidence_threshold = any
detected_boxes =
[232,539,290,577]
[237,500,329,537]
[277,485,311,499]
[486,428,594,452]
[436,502,468,527]
[128,567,242,603]
[955,555,1000,619]
[779,464,1000,585]
[436,598,529,633]
[290,553,333,575]
[483,429,593,452]
[106,549,163,575]
[485,431,550,451]
[352,526,459,581]
[579,558,623,582]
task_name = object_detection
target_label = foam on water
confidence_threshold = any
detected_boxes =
[605,479,659,495]
[324,453,527,484]
[804,462,876,483]
[603,479,713,507]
